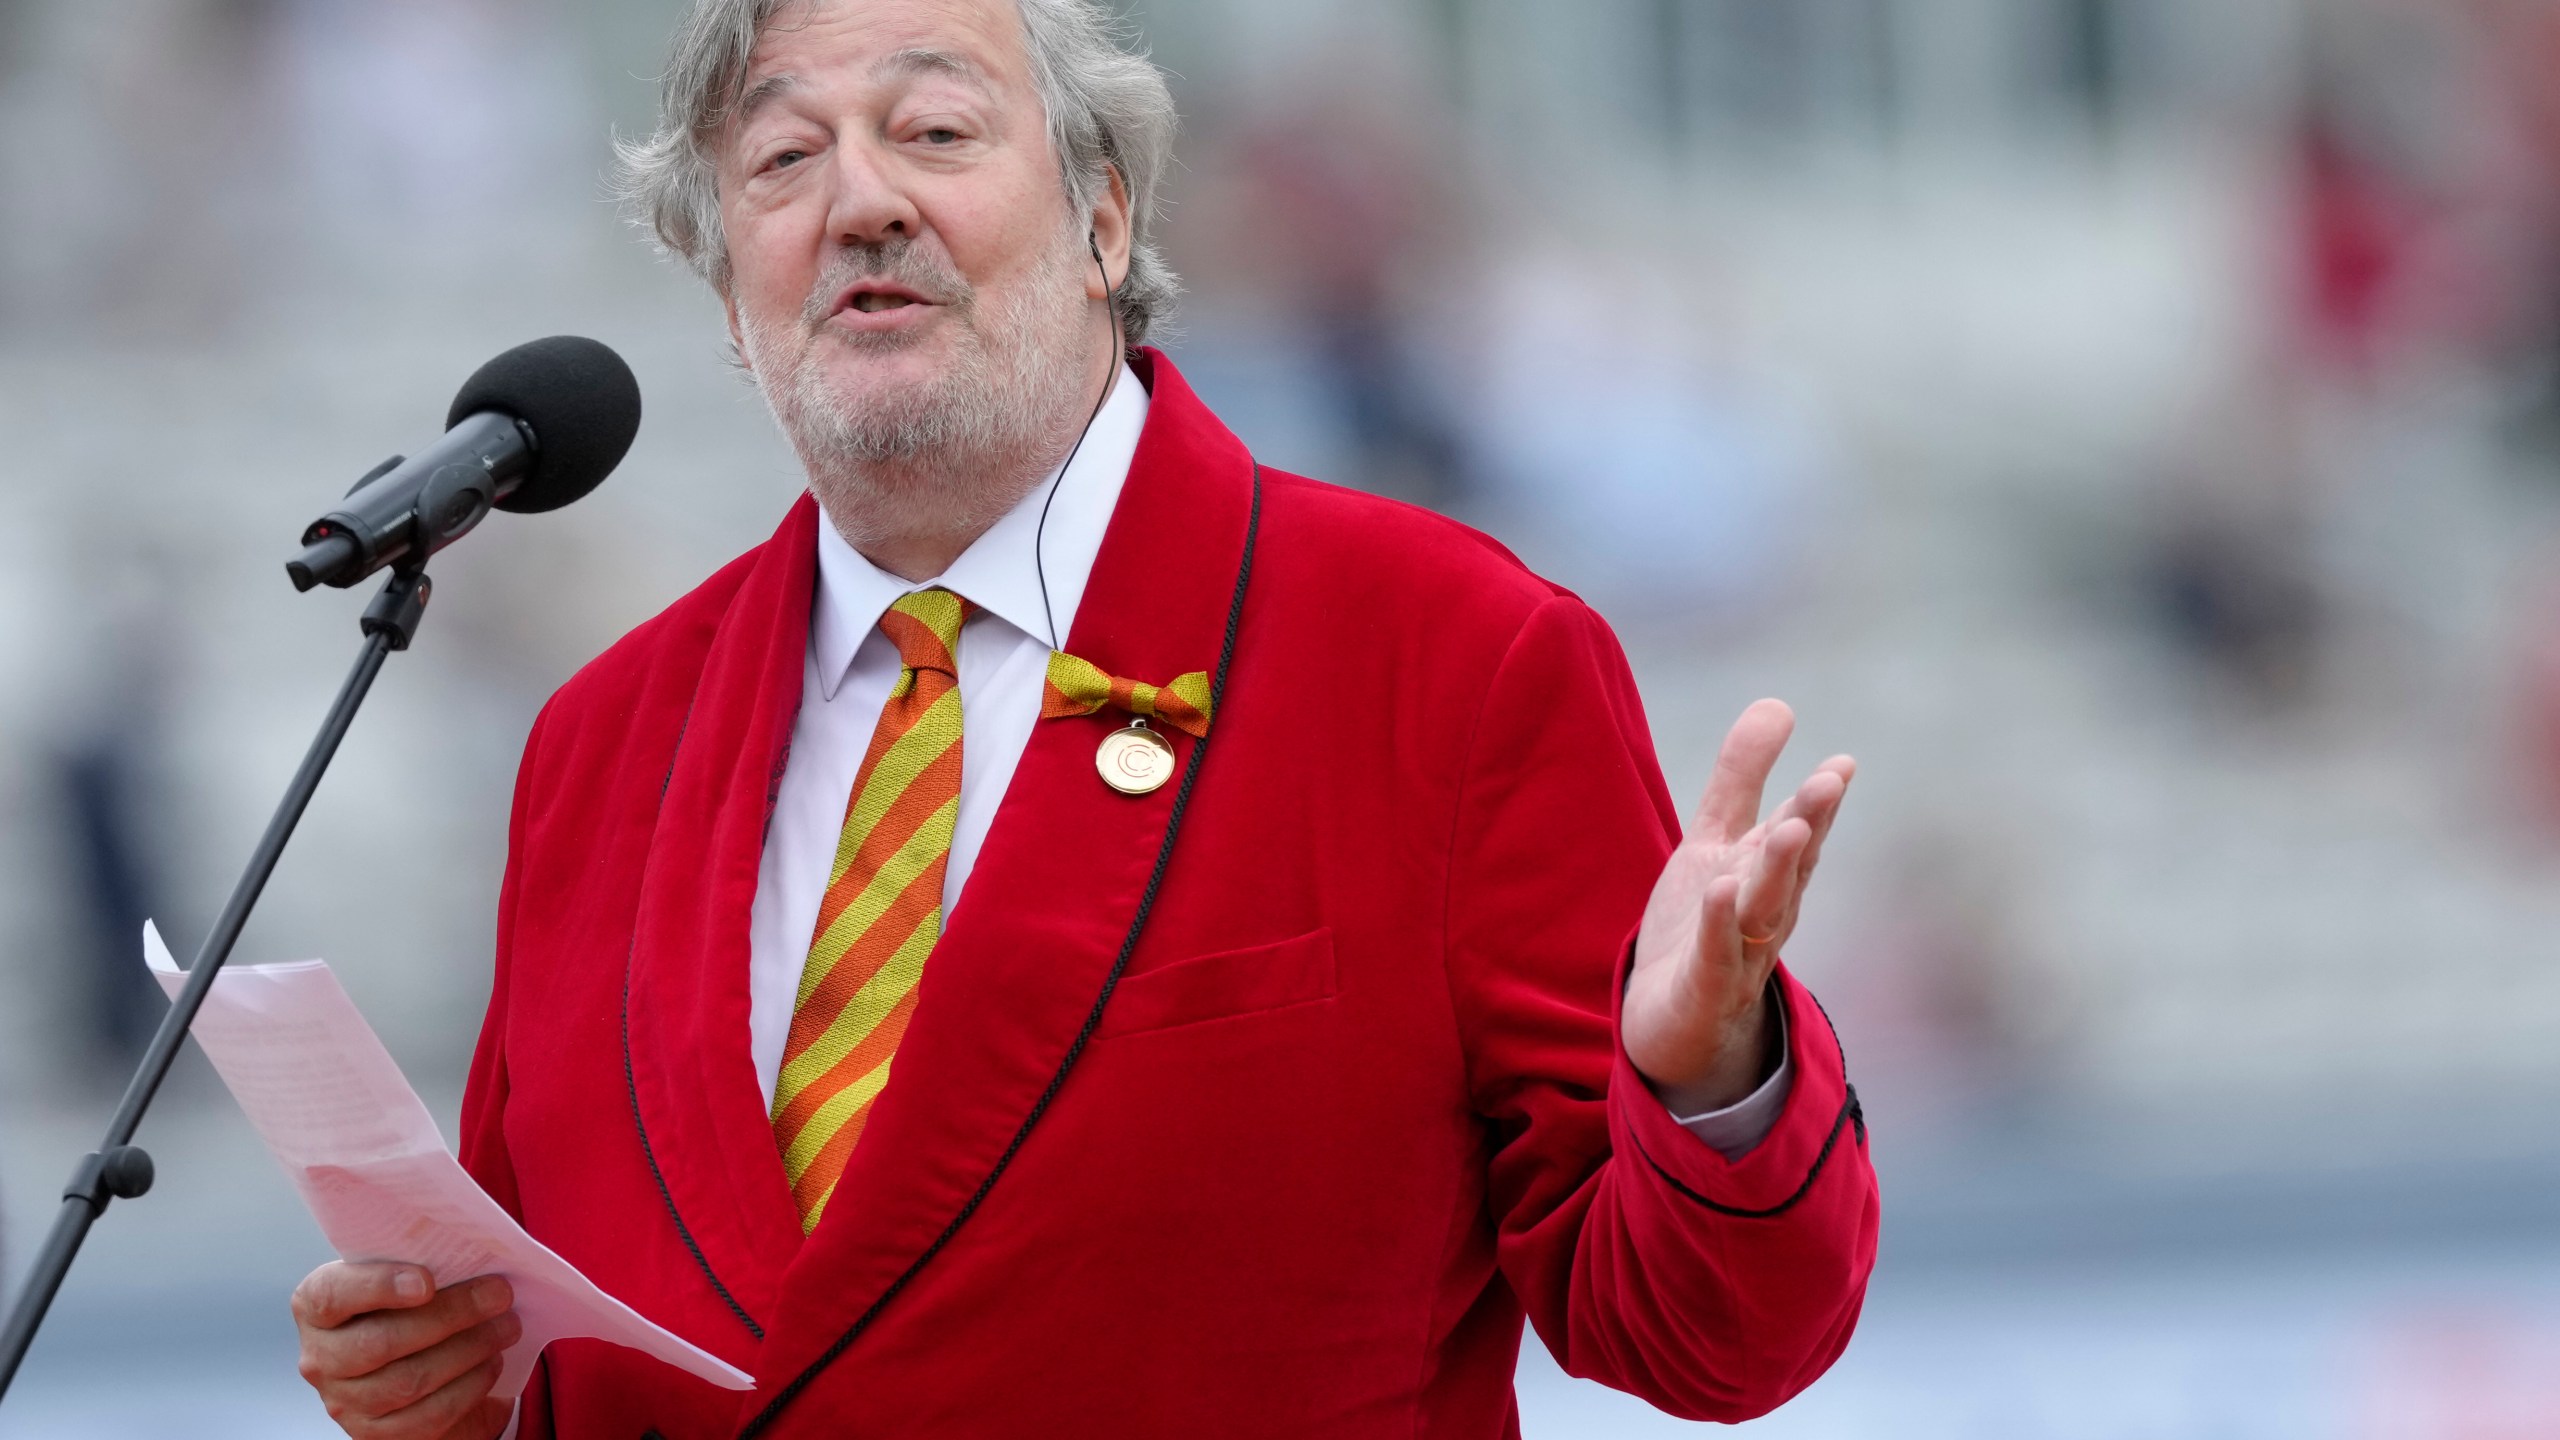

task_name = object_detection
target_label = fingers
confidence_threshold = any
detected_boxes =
[1766,767,1843,839]
[1695,699,1795,842]
[299,1265,514,1393]
[293,1262,434,1332]
[295,1269,519,1440]
[1736,817,1811,945]
[356,1352,505,1440]
[330,1312,522,1423]
[1688,719,1851,967]
[1695,873,1743,970]
[1795,756,1857,882]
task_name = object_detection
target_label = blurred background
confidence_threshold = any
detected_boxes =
[4,0,2560,1434]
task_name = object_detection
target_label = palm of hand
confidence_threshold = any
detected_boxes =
[1622,700,1854,1117]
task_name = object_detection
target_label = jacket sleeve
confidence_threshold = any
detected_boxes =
[460,698,550,1217]
[1443,596,1878,1422]
[459,701,557,1440]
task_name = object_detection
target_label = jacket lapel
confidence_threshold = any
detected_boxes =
[753,350,1261,1395]
[624,496,822,1340]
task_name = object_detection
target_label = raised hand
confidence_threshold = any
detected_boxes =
[291,1261,518,1440]
[1623,699,1855,1117]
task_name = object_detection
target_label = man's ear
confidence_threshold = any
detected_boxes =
[1087,166,1134,301]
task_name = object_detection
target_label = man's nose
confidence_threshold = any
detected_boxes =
[821,141,924,249]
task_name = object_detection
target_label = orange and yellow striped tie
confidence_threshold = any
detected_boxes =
[772,588,973,1232]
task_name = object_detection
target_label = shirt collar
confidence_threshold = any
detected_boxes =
[811,362,1150,701]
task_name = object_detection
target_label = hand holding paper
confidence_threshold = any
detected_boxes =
[141,923,751,1433]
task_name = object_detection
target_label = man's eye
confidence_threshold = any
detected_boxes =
[769,149,808,170]
[921,128,961,145]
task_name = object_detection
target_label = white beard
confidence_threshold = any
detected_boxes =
[739,223,1098,555]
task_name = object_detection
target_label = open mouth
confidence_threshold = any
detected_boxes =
[832,281,936,319]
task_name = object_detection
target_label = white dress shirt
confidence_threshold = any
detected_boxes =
[745,364,1792,1157]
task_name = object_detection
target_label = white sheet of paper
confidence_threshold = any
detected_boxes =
[144,922,753,1432]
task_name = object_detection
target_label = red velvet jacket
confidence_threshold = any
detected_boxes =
[460,350,1877,1439]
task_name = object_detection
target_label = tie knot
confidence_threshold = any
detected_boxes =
[881,588,971,679]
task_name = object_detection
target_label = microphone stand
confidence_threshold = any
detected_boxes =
[0,557,435,1402]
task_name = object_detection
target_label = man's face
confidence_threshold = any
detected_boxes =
[718,0,1093,465]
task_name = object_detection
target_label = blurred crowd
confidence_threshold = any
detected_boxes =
[4,0,2560,1435]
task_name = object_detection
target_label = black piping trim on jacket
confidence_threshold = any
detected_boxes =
[1629,1083,1863,1220]
[1628,983,1866,1220]
[735,464,1262,1440]
[625,942,766,1340]
[620,706,771,1342]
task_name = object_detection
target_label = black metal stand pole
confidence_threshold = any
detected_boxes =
[0,563,434,1403]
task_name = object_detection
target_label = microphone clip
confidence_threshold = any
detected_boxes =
[359,565,433,652]
[286,411,531,593]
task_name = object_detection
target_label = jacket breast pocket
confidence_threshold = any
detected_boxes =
[1096,928,1338,1040]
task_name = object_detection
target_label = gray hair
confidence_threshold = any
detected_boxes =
[614,0,1180,343]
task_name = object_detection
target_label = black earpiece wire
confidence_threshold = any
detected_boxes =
[1032,230,1126,653]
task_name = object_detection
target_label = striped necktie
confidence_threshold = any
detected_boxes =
[771,587,973,1232]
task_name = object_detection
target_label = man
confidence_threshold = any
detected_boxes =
[288,1,1878,1436]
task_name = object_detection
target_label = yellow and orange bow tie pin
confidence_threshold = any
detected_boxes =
[1042,652,1212,795]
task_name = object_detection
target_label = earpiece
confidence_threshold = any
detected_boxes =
[1088,227,1123,374]
[1089,230,1116,306]
[1034,226,1127,652]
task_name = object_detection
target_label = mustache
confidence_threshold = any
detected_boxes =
[798,239,973,330]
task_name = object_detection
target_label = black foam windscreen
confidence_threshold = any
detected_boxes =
[446,335,643,514]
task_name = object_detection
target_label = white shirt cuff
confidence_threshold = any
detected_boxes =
[1665,1003,1793,1161]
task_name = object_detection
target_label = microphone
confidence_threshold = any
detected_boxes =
[287,336,642,591]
